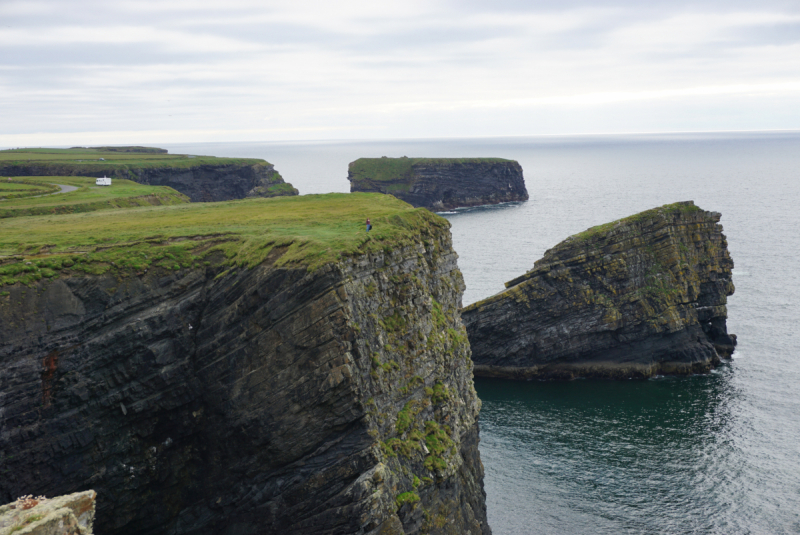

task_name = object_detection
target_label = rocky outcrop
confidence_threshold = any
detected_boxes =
[348,157,528,210]
[0,229,489,533]
[0,162,298,203]
[462,201,736,379]
[0,490,96,535]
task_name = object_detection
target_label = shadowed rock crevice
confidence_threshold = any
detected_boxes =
[462,201,736,379]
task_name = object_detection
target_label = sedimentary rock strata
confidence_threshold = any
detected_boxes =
[118,162,298,202]
[462,201,736,379]
[0,215,489,534]
[348,157,528,210]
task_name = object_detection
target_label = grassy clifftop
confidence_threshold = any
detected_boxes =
[0,147,266,171]
[0,176,189,219]
[349,157,513,183]
[566,201,702,244]
[0,192,449,287]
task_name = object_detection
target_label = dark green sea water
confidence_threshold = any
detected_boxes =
[476,372,747,534]
[163,132,800,534]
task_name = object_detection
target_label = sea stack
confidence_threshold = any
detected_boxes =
[462,201,736,379]
[348,157,528,210]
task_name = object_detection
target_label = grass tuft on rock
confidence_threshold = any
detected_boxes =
[571,201,702,243]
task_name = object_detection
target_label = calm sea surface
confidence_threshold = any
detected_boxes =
[162,133,800,534]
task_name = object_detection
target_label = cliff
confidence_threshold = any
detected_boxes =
[0,148,298,202]
[0,194,489,535]
[462,201,736,379]
[348,157,528,210]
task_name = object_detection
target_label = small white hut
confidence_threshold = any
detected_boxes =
[96,176,112,186]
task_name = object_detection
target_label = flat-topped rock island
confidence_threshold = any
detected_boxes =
[348,157,528,210]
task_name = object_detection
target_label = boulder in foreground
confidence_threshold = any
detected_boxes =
[462,201,736,379]
[0,491,96,535]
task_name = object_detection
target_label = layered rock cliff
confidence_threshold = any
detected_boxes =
[0,147,298,202]
[0,162,297,203]
[348,157,528,210]
[462,201,736,379]
[0,208,489,534]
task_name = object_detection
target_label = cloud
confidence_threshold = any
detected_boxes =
[0,0,798,143]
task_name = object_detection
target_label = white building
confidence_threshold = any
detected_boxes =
[96,176,112,186]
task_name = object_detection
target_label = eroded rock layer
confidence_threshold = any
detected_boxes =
[0,233,489,534]
[462,201,736,379]
[348,158,528,210]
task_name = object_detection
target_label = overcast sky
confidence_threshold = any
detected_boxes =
[1,0,799,146]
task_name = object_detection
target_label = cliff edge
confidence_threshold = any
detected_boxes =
[0,147,298,202]
[0,193,489,535]
[348,157,528,210]
[462,201,736,379]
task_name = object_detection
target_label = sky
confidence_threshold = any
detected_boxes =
[1,0,799,146]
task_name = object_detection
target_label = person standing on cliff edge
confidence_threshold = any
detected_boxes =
[366,218,372,232]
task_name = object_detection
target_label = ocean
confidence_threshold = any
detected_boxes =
[161,132,800,534]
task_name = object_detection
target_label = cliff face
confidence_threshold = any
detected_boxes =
[0,230,489,534]
[462,201,736,379]
[0,162,298,202]
[348,158,528,210]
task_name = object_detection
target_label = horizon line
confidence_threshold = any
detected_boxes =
[2,128,800,151]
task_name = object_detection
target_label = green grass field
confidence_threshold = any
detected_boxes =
[0,176,189,219]
[349,157,513,184]
[0,146,266,170]
[0,192,448,287]
[0,180,59,198]
[0,182,46,193]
